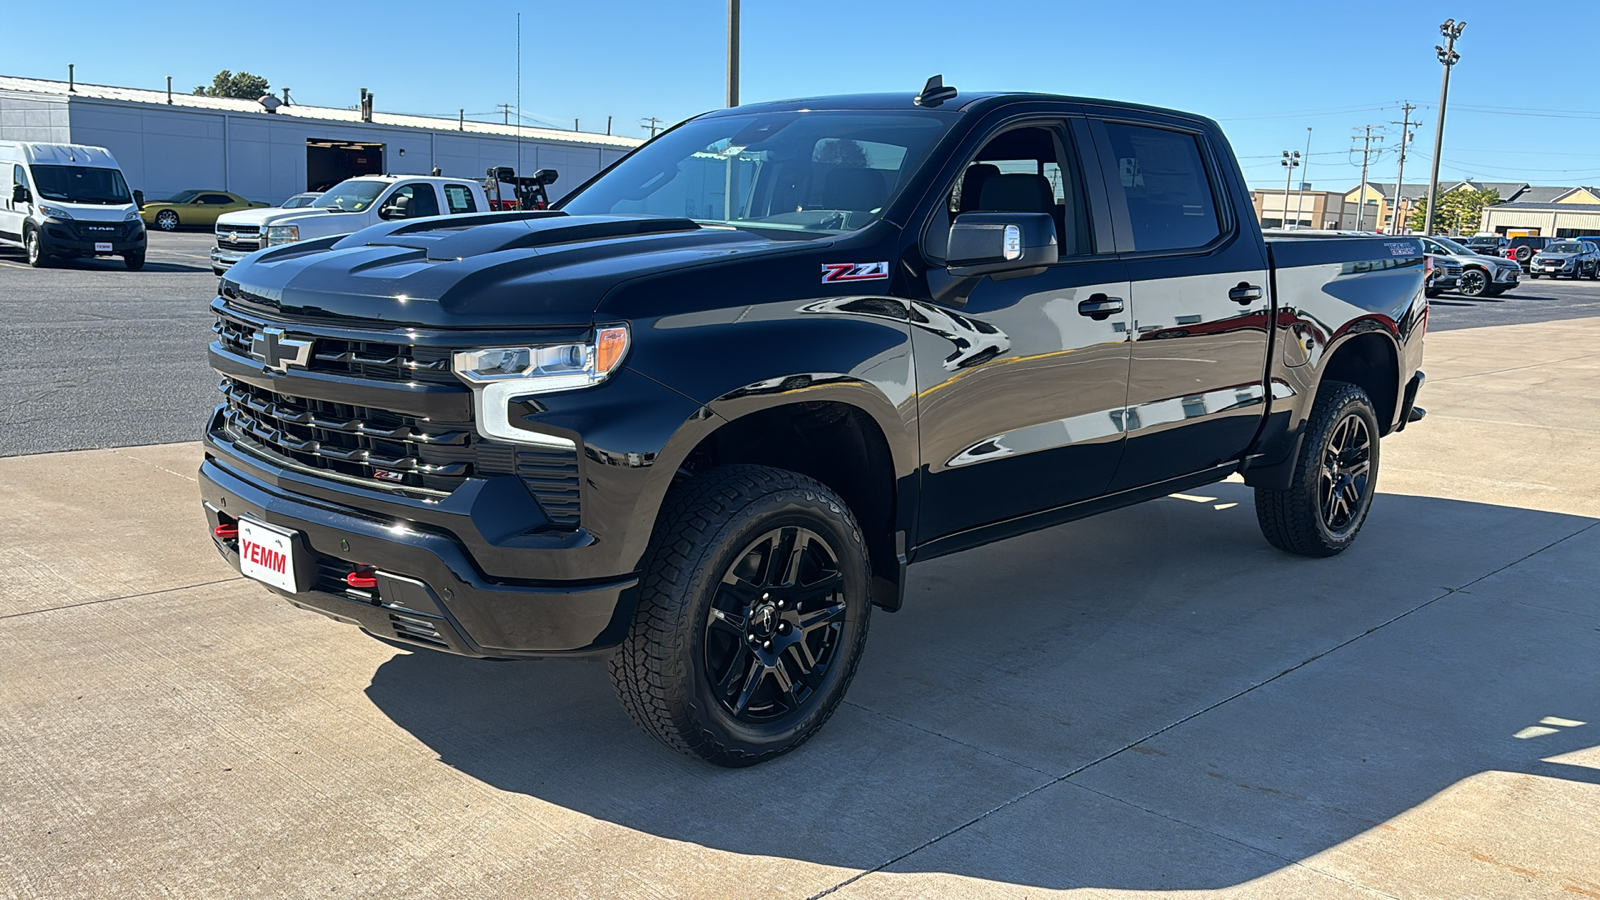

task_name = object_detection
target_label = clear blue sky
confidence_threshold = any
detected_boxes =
[10,0,1597,193]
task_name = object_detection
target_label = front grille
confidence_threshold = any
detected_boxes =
[220,379,477,492]
[213,313,457,385]
[217,224,261,235]
[1440,263,1462,278]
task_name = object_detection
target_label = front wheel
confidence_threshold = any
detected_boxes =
[610,465,872,766]
[1530,273,1541,279]
[124,251,146,271]
[1254,381,1381,557]
[154,210,180,231]
[1458,268,1489,297]
[25,228,46,267]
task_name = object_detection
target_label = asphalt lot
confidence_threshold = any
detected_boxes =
[1,316,1596,898]
[5,232,1600,457]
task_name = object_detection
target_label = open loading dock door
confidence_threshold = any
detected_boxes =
[306,139,384,192]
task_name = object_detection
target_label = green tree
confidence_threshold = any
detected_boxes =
[194,71,271,100]
[1407,187,1502,234]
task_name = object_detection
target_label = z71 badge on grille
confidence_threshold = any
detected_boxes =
[821,261,889,283]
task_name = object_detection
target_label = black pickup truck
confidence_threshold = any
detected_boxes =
[201,81,1427,766]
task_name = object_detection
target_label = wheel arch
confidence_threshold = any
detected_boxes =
[1318,329,1402,435]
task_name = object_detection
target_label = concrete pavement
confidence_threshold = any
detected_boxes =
[1,317,1597,899]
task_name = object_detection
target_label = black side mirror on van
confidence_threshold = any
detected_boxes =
[947,212,1058,278]
[12,185,30,204]
[133,189,144,208]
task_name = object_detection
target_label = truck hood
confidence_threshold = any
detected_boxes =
[222,213,819,329]
[41,200,138,222]
[215,206,340,229]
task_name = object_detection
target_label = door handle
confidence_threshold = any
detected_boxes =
[1229,283,1263,304]
[1077,294,1124,320]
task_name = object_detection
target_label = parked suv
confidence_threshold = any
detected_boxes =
[1419,235,1521,296]
[1505,235,1557,270]
[1529,239,1600,279]
[1461,235,1506,255]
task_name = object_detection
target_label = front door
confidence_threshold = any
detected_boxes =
[1088,118,1272,491]
[910,118,1132,544]
[1,164,29,243]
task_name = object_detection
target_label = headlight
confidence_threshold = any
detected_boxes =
[123,209,140,221]
[38,204,72,220]
[453,325,630,446]
[265,224,301,246]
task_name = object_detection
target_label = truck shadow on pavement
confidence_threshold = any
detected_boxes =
[364,484,1600,892]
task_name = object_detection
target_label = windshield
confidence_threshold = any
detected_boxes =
[164,190,202,204]
[31,165,133,205]
[1432,236,1474,255]
[311,181,386,212]
[282,194,317,208]
[1547,241,1583,253]
[560,110,954,235]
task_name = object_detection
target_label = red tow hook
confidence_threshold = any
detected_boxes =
[345,568,378,590]
[213,523,238,540]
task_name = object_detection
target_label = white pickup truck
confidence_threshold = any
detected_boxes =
[210,175,490,275]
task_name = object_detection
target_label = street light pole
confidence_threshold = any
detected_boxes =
[1280,151,1300,228]
[1425,19,1465,236]
[1293,127,1312,230]
[727,0,741,108]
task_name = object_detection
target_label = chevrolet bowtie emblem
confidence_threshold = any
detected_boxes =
[249,327,313,372]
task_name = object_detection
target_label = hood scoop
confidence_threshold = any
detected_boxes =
[347,213,703,262]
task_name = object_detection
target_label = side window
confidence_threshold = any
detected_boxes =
[406,184,441,217]
[444,184,477,214]
[201,194,234,205]
[1099,122,1223,253]
[926,122,1093,260]
[13,165,24,189]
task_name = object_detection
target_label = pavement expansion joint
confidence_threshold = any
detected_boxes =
[0,576,244,623]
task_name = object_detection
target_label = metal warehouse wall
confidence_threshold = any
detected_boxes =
[55,98,629,205]
[0,91,70,142]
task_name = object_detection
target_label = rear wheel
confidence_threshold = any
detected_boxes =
[609,465,872,766]
[1255,381,1381,557]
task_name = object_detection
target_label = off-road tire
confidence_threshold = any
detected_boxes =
[609,464,872,767]
[1254,381,1381,558]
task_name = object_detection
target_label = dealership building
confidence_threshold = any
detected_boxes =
[0,74,641,205]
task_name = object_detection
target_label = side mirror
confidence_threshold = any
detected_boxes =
[947,212,1058,277]
[379,204,404,220]
[133,189,144,208]
[533,168,559,186]
[12,185,30,204]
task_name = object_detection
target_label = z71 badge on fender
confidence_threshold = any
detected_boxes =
[821,261,889,283]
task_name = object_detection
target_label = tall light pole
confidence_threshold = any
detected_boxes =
[1280,151,1300,228]
[727,0,741,108]
[1425,19,1465,236]
[1293,127,1312,230]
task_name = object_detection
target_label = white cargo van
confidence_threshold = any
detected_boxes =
[0,142,147,269]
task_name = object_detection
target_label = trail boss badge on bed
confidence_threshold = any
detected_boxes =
[821,261,889,283]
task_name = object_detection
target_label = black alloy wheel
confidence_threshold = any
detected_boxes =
[1317,412,1373,537]
[610,464,872,766]
[1458,268,1489,296]
[155,210,180,231]
[704,526,848,723]
[1254,380,1381,557]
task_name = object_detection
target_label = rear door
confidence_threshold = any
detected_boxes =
[911,115,1133,542]
[1087,117,1272,491]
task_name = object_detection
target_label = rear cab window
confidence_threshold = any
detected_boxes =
[444,184,477,214]
[1097,121,1223,253]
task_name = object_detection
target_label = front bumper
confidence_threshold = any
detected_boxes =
[210,244,258,269]
[200,435,639,658]
[39,219,146,255]
[1490,266,1520,285]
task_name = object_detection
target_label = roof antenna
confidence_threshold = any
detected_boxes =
[914,74,957,107]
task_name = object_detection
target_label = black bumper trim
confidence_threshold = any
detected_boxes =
[201,459,638,656]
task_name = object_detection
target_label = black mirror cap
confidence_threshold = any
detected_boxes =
[13,185,30,204]
[133,189,144,208]
[534,168,559,186]
[947,212,1058,277]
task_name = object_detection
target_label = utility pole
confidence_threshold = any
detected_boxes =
[497,103,513,126]
[1425,19,1466,236]
[727,0,741,107]
[1280,151,1300,228]
[640,116,664,139]
[1293,127,1312,230]
[1351,125,1384,231]
[1389,103,1417,233]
